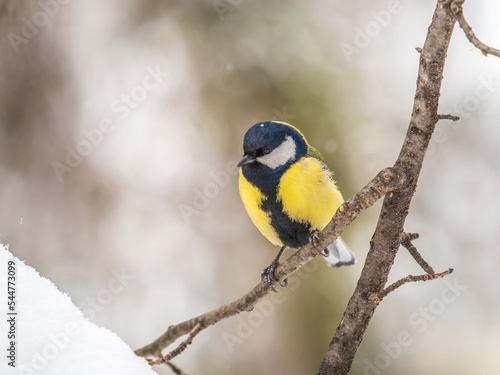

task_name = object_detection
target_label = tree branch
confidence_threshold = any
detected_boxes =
[365,233,454,304]
[400,232,435,274]
[317,1,457,373]
[134,167,406,359]
[450,0,500,57]
[148,323,203,365]
[437,114,460,121]
[377,268,454,301]
[165,362,188,375]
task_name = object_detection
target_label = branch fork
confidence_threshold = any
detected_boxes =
[372,233,454,303]
[446,0,500,57]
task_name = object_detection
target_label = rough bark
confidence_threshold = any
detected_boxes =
[317,1,456,373]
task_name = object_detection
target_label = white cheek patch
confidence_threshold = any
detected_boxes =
[257,135,296,169]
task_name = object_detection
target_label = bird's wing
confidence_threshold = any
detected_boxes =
[306,145,326,163]
[306,145,332,175]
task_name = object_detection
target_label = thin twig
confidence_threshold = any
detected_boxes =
[450,0,500,57]
[166,362,188,375]
[378,268,454,300]
[148,323,203,366]
[437,114,460,121]
[163,323,203,362]
[400,233,435,274]
[135,167,406,359]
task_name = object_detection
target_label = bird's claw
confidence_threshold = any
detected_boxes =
[261,261,279,292]
[309,231,320,249]
[310,231,330,257]
[320,248,330,257]
[261,261,287,292]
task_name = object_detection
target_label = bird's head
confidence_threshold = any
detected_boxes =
[237,121,308,173]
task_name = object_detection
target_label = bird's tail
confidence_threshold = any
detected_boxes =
[322,237,356,268]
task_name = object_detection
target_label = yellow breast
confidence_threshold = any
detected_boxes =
[238,170,283,246]
[277,157,344,231]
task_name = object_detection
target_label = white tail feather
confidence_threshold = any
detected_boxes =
[322,237,356,268]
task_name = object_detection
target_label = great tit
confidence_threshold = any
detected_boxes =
[237,121,356,287]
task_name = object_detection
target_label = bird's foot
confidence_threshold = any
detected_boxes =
[261,260,288,292]
[309,231,320,249]
[309,231,330,257]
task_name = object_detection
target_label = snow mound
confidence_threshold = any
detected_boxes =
[0,244,156,375]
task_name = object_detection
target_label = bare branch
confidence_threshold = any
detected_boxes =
[165,362,188,375]
[377,268,454,301]
[437,114,460,121]
[317,2,457,373]
[450,0,500,57]
[162,323,202,362]
[134,167,405,359]
[400,232,435,274]
[147,323,203,365]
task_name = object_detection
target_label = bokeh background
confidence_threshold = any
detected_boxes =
[1,0,499,374]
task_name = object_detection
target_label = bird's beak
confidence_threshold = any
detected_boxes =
[237,154,256,167]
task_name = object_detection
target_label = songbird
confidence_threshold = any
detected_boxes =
[237,121,356,289]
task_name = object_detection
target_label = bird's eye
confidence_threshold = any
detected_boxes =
[263,147,271,155]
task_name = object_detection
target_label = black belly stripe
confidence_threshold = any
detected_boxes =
[242,162,312,248]
[260,186,312,249]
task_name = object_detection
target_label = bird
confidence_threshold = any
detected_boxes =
[237,121,356,290]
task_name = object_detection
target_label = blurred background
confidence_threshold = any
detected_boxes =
[1,0,499,374]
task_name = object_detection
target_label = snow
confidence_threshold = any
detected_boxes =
[0,245,156,375]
